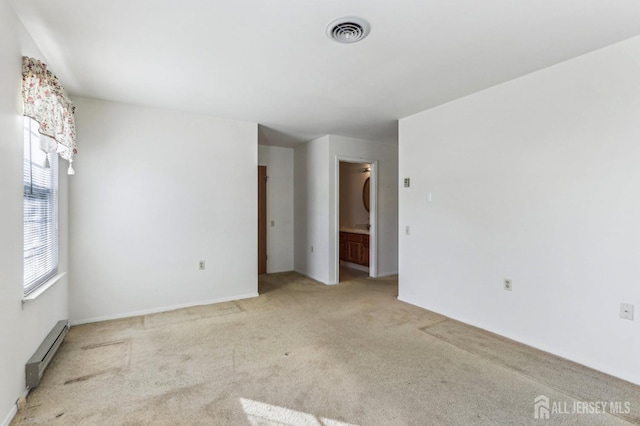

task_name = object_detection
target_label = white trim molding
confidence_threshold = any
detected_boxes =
[70,292,259,325]
[22,272,66,303]
[1,405,17,426]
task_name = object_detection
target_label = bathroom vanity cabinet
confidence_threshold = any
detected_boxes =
[339,231,369,267]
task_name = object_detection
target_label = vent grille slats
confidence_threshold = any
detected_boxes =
[326,17,370,44]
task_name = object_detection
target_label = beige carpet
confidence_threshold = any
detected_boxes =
[12,271,640,425]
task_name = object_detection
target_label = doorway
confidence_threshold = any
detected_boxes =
[258,166,267,274]
[336,159,377,283]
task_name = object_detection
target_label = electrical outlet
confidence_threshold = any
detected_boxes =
[311,245,314,253]
[270,220,275,227]
[620,303,634,320]
[199,260,205,270]
[405,225,410,235]
[504,279,512,291]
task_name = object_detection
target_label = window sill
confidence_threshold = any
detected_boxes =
[22,272,67,303]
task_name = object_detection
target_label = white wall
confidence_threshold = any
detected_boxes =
[258,145,294,273]
[294,135,398,284]
[293,136,331,283]
[69,97,258,323]
[399,36,640,385]
[339,162,369,230]
[0,3,70,424]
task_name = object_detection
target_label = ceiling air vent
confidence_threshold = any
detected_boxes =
[326,17,371,44]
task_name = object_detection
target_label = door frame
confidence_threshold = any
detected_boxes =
[333,156,378,283]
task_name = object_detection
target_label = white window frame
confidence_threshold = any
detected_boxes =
[23,117,59,296]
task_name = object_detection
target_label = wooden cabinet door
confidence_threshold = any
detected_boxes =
[341,232,369,267]
[347,241,361,263]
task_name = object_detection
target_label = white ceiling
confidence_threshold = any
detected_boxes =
[9,0,640,147]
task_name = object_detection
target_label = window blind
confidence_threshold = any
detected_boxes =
[23,117,58,295]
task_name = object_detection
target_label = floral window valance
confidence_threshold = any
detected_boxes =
[22,56,77,174]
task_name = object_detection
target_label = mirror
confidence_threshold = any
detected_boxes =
[363,177,370,212]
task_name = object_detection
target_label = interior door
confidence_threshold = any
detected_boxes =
[258,166,267,274]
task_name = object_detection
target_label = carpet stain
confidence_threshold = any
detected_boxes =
[62,339,131,385]
[81,339,129,350]
[64,368,123,385]
[143,302,242,329]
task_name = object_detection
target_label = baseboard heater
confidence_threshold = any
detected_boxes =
[25,320,69,389]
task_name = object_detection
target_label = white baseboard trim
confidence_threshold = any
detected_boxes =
[2,389,29,426]
[70,292,259,326]
[293,269,329,285]
[2,405,17,426]
[374,270,398,278]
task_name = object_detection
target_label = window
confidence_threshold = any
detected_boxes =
[23,117,58,295]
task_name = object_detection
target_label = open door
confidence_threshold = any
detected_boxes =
[258,166,267,274]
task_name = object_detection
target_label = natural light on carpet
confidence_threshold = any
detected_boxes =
[240,398,358,426]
